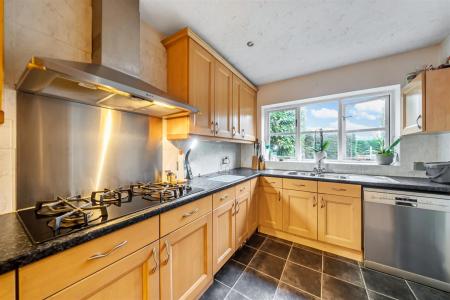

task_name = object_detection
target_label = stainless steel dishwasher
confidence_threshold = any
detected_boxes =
[364,188,450,292]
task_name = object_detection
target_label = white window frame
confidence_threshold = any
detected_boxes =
[262,86,396,163]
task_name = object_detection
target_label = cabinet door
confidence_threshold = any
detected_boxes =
[235,192,250,247]
[401,72,425,135]
[318,194,361,251]
[0,271,15,300]
[189,40,215,136]
[48,241,160,300]
[247,178,259,236]
[282,190,318,239]
[240,83,257,141]
[258,186,282,230]
[232,75,242,139]
[426,68,450,133]
[213,201,235,274]
[160,213,213,300]
[214,61,233,138]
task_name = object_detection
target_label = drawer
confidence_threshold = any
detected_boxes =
[235,180,251,198]
[283,178,317,192]
[161,195,212,236]
[259,176,282,188]
[213,187,236,209]
[19,216,159,300]
[318,182,361,198]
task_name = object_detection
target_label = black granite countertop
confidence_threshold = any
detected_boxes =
[1,168,449,275]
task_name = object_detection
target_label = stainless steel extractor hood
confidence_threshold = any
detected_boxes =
[15,56,198,118]
[15,0,198,118]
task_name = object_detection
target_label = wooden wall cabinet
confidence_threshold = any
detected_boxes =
[160,213,213,300]
[401,72,425,135]
[163,28,257,142]
[0,271,15,300]
[402,68,450,135]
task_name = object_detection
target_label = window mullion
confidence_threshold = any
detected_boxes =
[339,99,345,161]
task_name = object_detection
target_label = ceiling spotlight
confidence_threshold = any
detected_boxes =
[246,41,254,47]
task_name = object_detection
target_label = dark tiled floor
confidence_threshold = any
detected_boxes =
[201,232,450,300]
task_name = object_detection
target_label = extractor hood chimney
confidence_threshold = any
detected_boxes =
[92,0,140,77]
[15,0,198,118]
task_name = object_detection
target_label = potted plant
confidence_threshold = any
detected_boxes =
[312,129,330,163]
[376,137,401,165]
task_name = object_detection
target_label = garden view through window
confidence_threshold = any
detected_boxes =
[266,93,389,162]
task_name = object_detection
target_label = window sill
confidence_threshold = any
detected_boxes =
[266,159,400,167]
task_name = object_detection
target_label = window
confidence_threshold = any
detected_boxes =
[264,91,391,162]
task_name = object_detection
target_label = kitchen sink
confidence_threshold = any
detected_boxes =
[284,171,349,180]
[207,175,246,182]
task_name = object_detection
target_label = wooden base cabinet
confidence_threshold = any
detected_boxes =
[235,192,249,247]
[213,200,236,274]
[259,186,282,230]
[317,194,361,251]
[0,271,15,300]
[48,242,160,300]
[160,213,213,300]
[282,190,317,240]
[247,178,258,236]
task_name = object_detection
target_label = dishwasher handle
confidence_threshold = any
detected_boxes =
[394,196,418,207]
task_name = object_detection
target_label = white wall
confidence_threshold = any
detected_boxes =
[441,34,450,63]
[245,41,450,177]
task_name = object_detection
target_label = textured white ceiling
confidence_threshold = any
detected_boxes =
[140,0,450,85]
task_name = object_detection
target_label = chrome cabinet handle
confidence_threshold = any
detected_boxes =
[416,114,422,129]
[220,195,229,201]
[215,122,219,134]
[320,196,326,208]
[239,187,246,192]
[210,121,215,134]
[150,247,159,274]
[161,240,170,265]
[232,126,236,136]
[241,129,245,138]
[88,240,127,260]
[231,202,235,215]
[332,188,346,192]
[313,195,317,207]
[278,191,281,201]
[182,208,199,218]
[294,183,306,187]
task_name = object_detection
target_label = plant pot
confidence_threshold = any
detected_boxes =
[376,154,394,165]
[314,151,327,163]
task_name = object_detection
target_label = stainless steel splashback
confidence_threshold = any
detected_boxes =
[17,92,162,209]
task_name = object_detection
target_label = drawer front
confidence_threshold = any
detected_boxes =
[283,178,317,192]
[213,187,236,209]
[19,216,159,300]
[318,182,361,198]
[235,180,251,198]
[260,176,283,188]
[161,195,212,236]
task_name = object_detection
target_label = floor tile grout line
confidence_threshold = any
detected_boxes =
[321,251,324,299]
[225,247,263,300]
[366,289,399,300]
[405,280,419,300]
[358,261,371,299]
[272,243,293,300]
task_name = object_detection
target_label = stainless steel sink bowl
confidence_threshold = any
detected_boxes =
[283,171,349,180]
